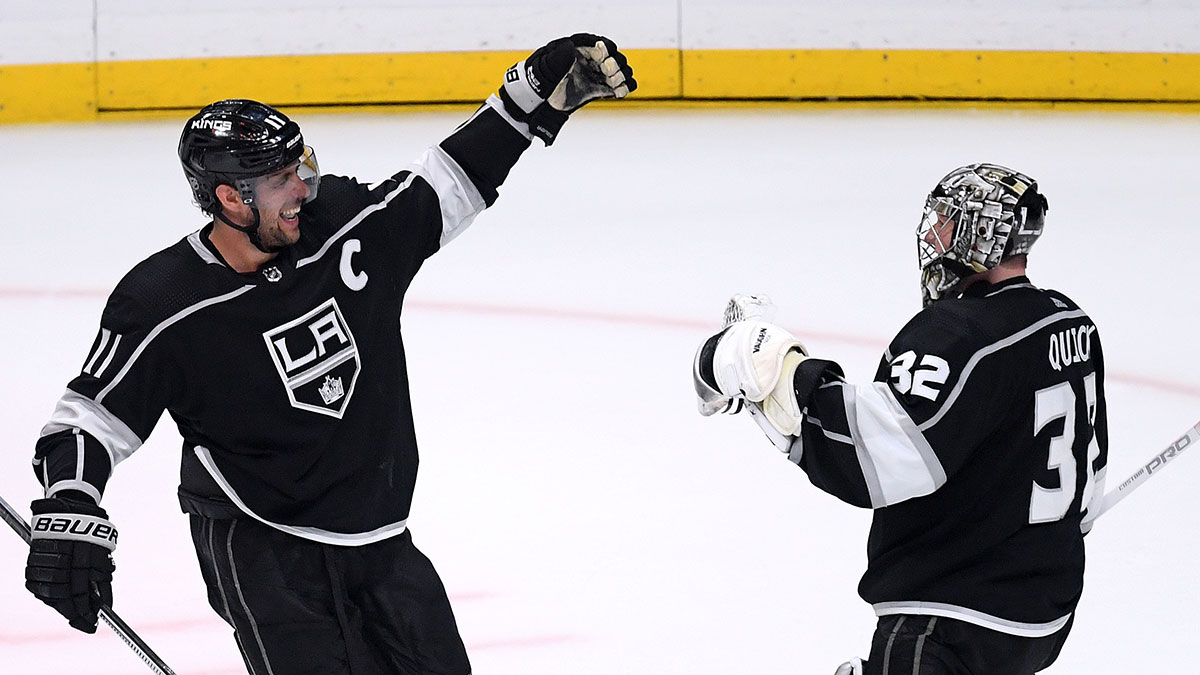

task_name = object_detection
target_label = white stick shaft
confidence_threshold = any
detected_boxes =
[1094,420,1200,519]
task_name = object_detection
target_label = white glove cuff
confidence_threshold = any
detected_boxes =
[762,350,807,435]
[30,513,118,552]
[502,59,544,114]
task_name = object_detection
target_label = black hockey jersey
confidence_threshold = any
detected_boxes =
[790,276,1107,637]
[33,96,533,545]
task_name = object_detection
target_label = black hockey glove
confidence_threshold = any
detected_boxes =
[500,33,637,145]
[25,497,117,633]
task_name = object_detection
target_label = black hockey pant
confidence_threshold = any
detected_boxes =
[190,515,471,675]
[863,614,1072,675]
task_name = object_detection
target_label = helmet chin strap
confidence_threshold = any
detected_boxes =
[215,208,288,254]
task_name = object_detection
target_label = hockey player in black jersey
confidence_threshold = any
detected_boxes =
[694,164,1106,675]
[23,35,634,674]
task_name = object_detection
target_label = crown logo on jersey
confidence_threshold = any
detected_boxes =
[263,298,360,418]
[263,266,283,283]
[318,375,345,404]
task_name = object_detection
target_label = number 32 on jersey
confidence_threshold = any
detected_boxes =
[1031,373,1100,524]
[889,350,950,401]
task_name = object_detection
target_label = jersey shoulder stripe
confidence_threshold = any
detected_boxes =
[296,171,420,270]
[106,235,247,331]
[96,284,255,404]
[919,307,1090,431]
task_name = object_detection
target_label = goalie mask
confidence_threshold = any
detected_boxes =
[916,163,1049,306]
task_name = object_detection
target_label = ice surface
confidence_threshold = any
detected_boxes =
[1,104,1197,673]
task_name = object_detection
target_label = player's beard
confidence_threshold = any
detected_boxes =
[255,213,301,252]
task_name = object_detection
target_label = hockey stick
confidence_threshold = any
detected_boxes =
[1091,420,1200,520]
[0,492,178,675]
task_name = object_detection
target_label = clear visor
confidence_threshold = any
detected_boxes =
[237,145,321,207]
[297,145,320,202]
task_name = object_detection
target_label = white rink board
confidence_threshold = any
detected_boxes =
[0,107,1198,673]
[5,1,1200,65]
[0,0,94,64]
[93,0,679,61]
[681,0,1200,51]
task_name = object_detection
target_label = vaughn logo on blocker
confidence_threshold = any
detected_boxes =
[263,297,360,418]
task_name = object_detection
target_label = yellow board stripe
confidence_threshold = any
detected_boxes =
[3,48,1198,124]
[683,49,1200,101]
[0,62,96,121]
[96,48,680,111]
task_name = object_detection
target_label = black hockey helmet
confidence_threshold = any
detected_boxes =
[915,163,1049,306]
[178,99,320,214]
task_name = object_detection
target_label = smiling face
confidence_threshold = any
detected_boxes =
[210,159,312,270]
[244,160,311,250]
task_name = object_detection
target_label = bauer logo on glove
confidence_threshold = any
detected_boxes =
[31,514,119,550]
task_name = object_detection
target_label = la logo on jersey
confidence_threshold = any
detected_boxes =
[263,298,360,418]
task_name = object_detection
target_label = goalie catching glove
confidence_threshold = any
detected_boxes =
[693,320,808,437]
[500,33,637,145]
[25,496,117,633]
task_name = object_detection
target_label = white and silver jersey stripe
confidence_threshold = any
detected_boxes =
[82,328,112,374]
[843,381,947,508]
[44,429,104,503]
[95,285,257,404]
[295,140,486,270]
[984,282,1038,297]
[413,143,488,249]
[296,173,419,270]
[41,389,143,471]
[82,328,123,379]
[873,601,1072,638]
[194,446,409,546]
[919,309,1090,432]
[46,479,103,504]
[187,229,227,266]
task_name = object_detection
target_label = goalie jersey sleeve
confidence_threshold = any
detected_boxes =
[34,96,532,544]
[789,277,1107,636]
